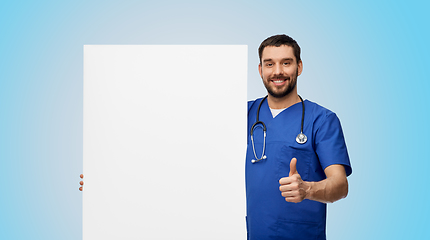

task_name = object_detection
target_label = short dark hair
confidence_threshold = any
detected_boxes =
[258,34,301,64]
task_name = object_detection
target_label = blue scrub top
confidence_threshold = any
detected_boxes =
[246,97,352,240]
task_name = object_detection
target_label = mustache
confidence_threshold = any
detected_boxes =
[270,75,290,80]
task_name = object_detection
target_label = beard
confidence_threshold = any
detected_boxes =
[263,68,298,99]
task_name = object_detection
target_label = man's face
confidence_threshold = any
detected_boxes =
[259,45,303,98]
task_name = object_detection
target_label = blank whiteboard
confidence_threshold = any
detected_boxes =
[83,45,247,240]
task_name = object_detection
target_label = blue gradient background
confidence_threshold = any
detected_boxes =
[1,1,429,239]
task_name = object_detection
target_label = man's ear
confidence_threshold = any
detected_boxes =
[297,60,303,76]
[258,63,263,78]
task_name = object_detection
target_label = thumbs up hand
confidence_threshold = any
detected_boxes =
[279,158,310,203]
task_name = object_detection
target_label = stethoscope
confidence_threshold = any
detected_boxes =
[250,95,307,163]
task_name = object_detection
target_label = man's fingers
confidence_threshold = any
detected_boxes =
[80,174,84,191]
[279,174,300,185]
[289,158,298,177]
[284,196,301,203]
[279,181,299,191]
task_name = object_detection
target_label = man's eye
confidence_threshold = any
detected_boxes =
[266,63,273,67]
[283,62,290,66]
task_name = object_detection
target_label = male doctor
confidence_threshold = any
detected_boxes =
[246,34,352,239]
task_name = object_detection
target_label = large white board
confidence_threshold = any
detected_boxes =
[83,45,247,240]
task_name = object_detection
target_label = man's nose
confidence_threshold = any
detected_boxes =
[274,64,283,75]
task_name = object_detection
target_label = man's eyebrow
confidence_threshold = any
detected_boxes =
[262,58,294,62]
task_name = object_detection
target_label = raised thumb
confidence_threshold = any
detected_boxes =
[289,158,298,177]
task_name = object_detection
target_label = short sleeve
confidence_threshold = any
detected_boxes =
[315,112,352,176]
[248,100,256,112]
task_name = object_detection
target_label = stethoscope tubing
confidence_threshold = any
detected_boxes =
[250,95,306,163]
[250,96,268,163]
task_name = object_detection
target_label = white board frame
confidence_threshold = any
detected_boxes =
[83,45,247,240]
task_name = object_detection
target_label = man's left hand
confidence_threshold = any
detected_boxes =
[279,158,310,203]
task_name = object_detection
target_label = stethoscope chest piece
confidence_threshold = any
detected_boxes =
[296,132,307,144]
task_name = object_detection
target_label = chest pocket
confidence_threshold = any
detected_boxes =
[277,145,314,181]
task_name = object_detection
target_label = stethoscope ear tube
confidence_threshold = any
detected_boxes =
[250,96,268,163]
[251,127,267,163]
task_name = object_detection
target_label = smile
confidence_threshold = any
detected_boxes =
[271,78,289,85]
[273,79,285,83]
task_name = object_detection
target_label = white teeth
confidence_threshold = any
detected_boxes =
[273,80,284,83]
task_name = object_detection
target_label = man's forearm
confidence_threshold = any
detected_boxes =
[305,164,348,203]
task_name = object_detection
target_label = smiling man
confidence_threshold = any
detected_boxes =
[246,34,352,240]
